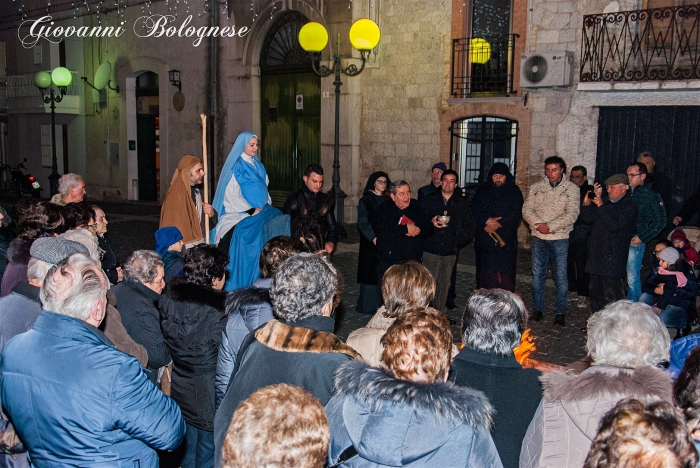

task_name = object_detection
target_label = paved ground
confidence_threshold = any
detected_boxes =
[2,198,589,367]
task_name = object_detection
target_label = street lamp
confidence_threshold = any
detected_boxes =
[34,66,73,197]
[299,19,380,227]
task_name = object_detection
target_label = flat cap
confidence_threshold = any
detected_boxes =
[604,173,629,186]
[30,237,90,265]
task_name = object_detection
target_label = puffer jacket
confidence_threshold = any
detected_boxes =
[160,279,228,432]
[326,360,503,467]
[522,179,580,240]
[0,311,185,467]
[519,365,673,468]
[345,307,395,367]
[215,286,273,406]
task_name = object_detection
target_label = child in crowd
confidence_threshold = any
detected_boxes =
[640,247,698,335]
[155,226,184,283]
[672,229,699,266]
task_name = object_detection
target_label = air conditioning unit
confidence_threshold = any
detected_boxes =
[520,51,574,88]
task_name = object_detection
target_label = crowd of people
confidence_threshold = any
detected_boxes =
[0,139,699,467]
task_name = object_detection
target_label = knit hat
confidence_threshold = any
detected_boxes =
[30,237,90,265]
[658,247,680,264]
[155,226,183,257]
[432,162,448,172]
[671,230,689,243]
[603,173,629,186]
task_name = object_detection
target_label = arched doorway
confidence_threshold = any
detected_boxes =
[260,11,321,207]
[449,115,518,199]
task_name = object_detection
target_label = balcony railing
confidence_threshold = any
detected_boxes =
[451,34,518,98]
[581,4,700,82]
[6,71,80,98]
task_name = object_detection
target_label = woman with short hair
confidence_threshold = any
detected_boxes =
[326,309,503,467]
[160,244,229,468]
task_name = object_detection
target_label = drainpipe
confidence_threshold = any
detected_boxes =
[208,2,218,192]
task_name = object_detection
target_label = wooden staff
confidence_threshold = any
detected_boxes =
[200,114,210,244]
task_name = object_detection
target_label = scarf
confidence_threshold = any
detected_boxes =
[233,154,268,208]
[658,267,688,288]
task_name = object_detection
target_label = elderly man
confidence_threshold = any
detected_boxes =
[160,155,217,247]
[282,164,338,254]
[0,253,185,466]
[580,174,638,313]
[522,156,580,326]
[638,151,672,218]
[471,163,524,292]
[421,169,475,313]
[451,289,542,468]
[374,180,434,276]
[626,162,666,301]
[112,250,171,383]
[49,173,85,205]
[520,300,672,468]
[213,253,360,465]
[418,161,447,201]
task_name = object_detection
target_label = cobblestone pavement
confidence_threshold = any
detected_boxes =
[5,199,588,367]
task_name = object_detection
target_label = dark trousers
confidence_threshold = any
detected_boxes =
[447,252,458,303]
[589,274,625,314]
[641,236,662,283]
[567,239,590,297]
[217,226,235,255]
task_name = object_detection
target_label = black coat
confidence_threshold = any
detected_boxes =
[470,167,523,251]
[581,192,638,279]
[571,182,593,242]
[159,278,228,432]
[282,184,338,244]
[677,182,700,225]
[450,347,542,468]
[357,172,391,285]
[98,234,119,285]
[421,191,475,256]
[112,279,171,375]
[646,170,672,216]
[373,199,434,269]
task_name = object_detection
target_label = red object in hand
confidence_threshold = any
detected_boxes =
[398,215,415,225]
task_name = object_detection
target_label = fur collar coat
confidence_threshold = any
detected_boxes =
[520,365,673,468]
[326,360,503,467]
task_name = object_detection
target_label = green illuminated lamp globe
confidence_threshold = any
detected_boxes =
[298,22,329,53]
[349,19,380,51]
[51,67,73,87]
[33,71,52,89]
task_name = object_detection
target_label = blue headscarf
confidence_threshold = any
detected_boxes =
[154,226,183,257]
[211,132,268,230]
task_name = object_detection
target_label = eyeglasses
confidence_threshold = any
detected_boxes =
[626,173,641,177]
[88,223,98,229]
[376,180,387,185]
[654,250,665,254]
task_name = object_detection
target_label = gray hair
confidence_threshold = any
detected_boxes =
[60,228,100,261]
[388,180,409,195]
[270,253,337,322]
[461,288,528,355]
[587,300,670,368]
[57,173,84,196]
[27,257,54,284]
[123,250,164,284]
[41,253,106,320]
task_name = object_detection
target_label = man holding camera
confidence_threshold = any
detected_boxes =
[580,174,638,314]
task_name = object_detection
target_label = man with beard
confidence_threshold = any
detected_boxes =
[470,163,523,292]
[160,155,217,248]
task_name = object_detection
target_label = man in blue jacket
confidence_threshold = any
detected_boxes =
[0,253,185,467]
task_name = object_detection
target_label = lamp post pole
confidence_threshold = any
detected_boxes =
[308,33,370,227]
[48,87,60,196]
[35,67,71,197]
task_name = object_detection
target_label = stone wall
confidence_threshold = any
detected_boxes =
[358,0,452,203]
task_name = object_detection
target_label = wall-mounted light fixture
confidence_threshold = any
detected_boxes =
[168,69,181,92]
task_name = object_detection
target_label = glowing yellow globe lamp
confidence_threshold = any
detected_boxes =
[349,19,380,51]
[470,38,491,64]
[298,22,329,53]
